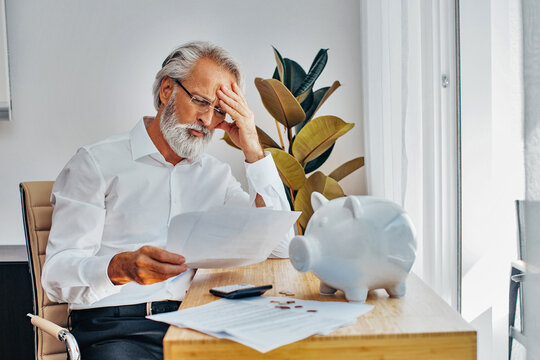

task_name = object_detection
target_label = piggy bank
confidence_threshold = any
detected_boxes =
[289,192,416,302]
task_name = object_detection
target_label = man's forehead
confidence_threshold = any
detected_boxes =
[184,58,236,98]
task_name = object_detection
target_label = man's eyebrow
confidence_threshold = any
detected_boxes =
[192,92,215,103]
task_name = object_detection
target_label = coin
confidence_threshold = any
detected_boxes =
[278,290,295,296]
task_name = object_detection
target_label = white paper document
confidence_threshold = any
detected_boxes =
[167,206,300,268]
[148,297,373,353]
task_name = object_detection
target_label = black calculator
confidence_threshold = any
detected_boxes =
[209,284,272,299]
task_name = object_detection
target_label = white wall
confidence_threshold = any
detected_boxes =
[0,0,10,113]
[0,0,365,245]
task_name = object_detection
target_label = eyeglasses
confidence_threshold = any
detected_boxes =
[172,78,227,121]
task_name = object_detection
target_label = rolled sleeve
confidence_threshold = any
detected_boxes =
[244,152,289,211]
[244,152,294,258]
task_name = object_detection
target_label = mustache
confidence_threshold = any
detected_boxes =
[178,123,212,138]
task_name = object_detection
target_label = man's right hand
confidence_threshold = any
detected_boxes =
[107,245,187,285]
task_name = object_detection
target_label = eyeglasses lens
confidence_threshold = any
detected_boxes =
[190,97,225,120]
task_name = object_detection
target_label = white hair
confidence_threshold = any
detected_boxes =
[152,41,244,110]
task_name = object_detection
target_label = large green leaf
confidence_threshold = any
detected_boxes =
[296,81,341,134]
[265,148,306,191]
[297,90,314,118]
[328,157,365,182]
[222,126,281,150]
[221,133,240,149]
[293,49,329,110]
[308,49,329,73]
[272,59,307,95]
[303,143,335,174]
[254,78,305,129]
[272,67,281,81]
[296,87,312,105]
[272,46,286,83]
[294,171,344,229]
[257,126,281,149]
[292,116,354,164]
[282,183,294,210]
[308,81,340,121]
[295,49,328,97]
[283,59,307,95]
[290,134,336,173]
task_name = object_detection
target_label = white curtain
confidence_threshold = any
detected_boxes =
[522,0,540,358]
[360,0,458,307]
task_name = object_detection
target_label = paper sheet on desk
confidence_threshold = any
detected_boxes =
[148,297,373,353]
[167,206,300,268]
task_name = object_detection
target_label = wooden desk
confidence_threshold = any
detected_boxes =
[164,259,476,359]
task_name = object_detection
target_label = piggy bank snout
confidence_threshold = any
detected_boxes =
[289,235,319,273]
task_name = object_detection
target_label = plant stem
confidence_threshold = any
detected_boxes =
[274,120,285,150]
[287,127,293,148]
[288,186,303,235]
[296,220,303,235]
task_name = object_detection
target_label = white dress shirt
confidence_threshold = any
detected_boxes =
[42,118,292,309]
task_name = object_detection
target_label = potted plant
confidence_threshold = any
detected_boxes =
[223,47,364,233]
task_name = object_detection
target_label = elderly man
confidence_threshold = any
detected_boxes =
[41,41,291,360]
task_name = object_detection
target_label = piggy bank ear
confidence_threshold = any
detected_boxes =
[311,192,329,212]
[344,196,363,219]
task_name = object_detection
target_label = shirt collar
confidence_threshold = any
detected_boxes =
[129,117,204,167]
[130,118,160,161]
[177,153,204,167]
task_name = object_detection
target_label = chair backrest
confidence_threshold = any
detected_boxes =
[20,181,68,360]
[516,200,540,263]
[516,200,526,262]
[515,199,540,339]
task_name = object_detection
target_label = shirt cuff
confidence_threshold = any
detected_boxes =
[79,253,124,303]
[244,152,282,208]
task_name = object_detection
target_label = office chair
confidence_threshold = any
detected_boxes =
[20,181,80,360]
[508,260,525,360]
[509,200,540,359]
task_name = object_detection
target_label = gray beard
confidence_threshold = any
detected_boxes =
[160,91,213,159]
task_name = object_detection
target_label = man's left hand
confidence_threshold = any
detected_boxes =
[216,83,264,163]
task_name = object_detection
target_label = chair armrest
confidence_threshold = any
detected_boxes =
[512,261,540,282]
[27,314,81,360]
[27,313,66,338]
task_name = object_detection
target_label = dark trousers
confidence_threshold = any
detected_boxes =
[70,301,180,360]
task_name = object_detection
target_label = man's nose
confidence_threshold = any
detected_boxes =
[198,110,214,128]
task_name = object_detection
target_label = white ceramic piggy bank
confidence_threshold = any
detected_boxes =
[289,192,416,302]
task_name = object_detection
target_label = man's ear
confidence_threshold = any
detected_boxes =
[159,77,174,107]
